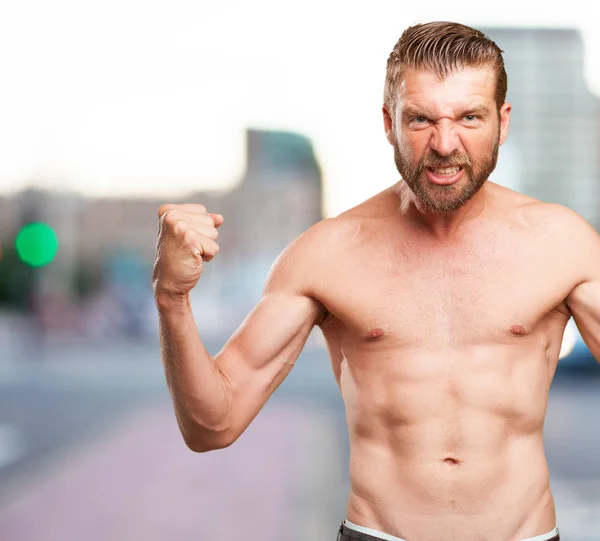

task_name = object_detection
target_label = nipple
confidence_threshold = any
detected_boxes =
[509,325,527,336]
[365,328,385,341]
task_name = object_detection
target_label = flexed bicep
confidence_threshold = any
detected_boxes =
[210,223,329,444]
[213,291,323,443]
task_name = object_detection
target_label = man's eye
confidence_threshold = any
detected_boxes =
[464,115,477,122]
[413,116,428,123]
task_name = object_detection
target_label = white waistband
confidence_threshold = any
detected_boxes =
[343,520,559,541]
[522,527,559,541]
[343,520,406,541]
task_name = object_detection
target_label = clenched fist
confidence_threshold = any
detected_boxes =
[152,203,224,298]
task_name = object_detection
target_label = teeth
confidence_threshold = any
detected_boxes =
[432,166,460,175]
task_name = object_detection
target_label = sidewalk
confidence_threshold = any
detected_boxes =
[0,400,343,541]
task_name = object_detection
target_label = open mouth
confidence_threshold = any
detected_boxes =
[425,166,464,185]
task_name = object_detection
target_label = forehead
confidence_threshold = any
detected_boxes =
[397,65,496,115]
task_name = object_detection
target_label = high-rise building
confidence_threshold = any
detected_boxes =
[482,27,600,228]
[0,128,324,318]
[190,128,323,310]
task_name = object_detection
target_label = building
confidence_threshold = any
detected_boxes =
[482,27,600,228]
[0,128,324,317]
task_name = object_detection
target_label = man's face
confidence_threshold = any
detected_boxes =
[384,65,511,213]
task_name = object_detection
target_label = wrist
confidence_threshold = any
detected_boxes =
[154,286,191,311]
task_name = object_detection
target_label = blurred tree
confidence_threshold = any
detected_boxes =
[72,261,105,300]
[0,239,35,311]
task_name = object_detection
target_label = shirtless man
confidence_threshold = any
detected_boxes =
[152,22,600,541]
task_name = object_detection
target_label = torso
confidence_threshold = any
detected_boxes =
[313,182,574,540]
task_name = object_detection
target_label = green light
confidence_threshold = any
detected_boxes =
[15,222,59,267]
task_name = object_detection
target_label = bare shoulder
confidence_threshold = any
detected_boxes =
[264,213,362,296]
[487,182,588,233]
[265,187,393,295]
[513,197,597,241]
[507,194,600,279]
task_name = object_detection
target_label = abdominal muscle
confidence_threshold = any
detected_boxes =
[340,346,557,541]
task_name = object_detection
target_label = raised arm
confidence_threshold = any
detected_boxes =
[153,203,327,452]
[563,209,600,361]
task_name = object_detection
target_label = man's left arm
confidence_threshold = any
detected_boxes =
[564,210,600,362]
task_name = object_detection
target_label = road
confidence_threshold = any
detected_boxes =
[0,337,599,541]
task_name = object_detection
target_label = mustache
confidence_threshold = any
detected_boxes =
[421,151,472,169]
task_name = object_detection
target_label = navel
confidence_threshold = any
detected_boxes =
[509,325,527,336]
[365,328,385,341]
[443,457,461,466]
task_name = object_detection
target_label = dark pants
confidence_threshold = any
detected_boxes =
[336,522,560,541]
[337,522,392,541]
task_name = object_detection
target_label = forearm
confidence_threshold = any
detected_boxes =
[155,291,233,447]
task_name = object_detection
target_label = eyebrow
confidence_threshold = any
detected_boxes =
[458,105,492,116]
[401,104,492,119]
[401,105,434,118]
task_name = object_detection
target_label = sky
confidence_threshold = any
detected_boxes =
[0,1,598,217]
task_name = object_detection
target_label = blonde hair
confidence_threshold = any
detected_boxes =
[384,21,507,116]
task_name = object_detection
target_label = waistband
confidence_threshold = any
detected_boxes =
[342,520,559,541]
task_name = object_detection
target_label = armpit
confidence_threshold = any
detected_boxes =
[317,307,335,327]
[552,300,573,318]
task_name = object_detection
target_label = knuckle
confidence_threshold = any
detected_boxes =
[200,213,214,224]
[202,239,219,257]
[163,210,179,226]
[173,220,188,236]
[158,203,175,218]
[182,228,197,245]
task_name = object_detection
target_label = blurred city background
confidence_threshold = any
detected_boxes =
[1,2,600,540]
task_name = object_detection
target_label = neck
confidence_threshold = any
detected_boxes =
[394,180,490,239]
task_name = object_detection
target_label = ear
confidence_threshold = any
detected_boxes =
[382,104,395,146]
[498,102,511,146]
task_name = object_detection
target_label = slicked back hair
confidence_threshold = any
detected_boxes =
[384,22,507,118]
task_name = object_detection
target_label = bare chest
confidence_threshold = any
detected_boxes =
[319,233,571,350]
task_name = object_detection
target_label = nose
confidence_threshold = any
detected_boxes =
[429,124,460,157]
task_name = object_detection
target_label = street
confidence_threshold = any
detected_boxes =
[0,337,599,540]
